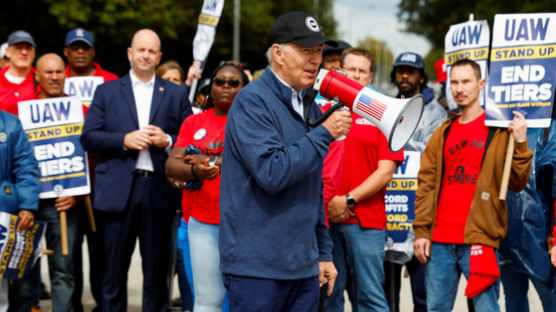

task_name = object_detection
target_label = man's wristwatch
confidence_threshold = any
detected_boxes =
[345,193,356,209]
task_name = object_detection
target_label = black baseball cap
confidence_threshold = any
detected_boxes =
[393,52,425,69]
[323,40,351,57]
[268,12,338,48]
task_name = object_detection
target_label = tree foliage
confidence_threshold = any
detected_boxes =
[1,0,336,77]
[398,0,556,78]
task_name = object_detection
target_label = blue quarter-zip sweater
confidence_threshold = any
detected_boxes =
[219,67,334,279]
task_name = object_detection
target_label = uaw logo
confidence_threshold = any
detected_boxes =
[76,29,84,37]
[305,16,320,32]
[0,132,6,143]
[400,53,417,63]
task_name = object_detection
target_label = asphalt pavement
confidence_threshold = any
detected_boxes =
[38,241,543,311]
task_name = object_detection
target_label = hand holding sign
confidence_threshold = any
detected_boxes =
[508,111,527,143]
[16,210,34,232]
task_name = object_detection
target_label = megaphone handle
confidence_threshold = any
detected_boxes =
[335,105,350,141]
[307,99,344,127]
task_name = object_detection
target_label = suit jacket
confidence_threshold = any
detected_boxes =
[81,74,192,212]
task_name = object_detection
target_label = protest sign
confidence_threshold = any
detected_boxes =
[385,151,420,264]
[18,97,90,198]
[486,13,556,128]
[189,0,225,101]
[0,212,45,280]
[63,76,104,109]
[445,20,490,110]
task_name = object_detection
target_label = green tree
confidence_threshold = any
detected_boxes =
[358,37,395,91]
[1,0,337,77]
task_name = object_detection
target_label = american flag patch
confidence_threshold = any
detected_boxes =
[356,93,387,121]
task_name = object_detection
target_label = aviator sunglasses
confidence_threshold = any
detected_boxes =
[213,77,241,88]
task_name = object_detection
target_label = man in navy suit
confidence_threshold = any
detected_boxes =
[81,29,191,312]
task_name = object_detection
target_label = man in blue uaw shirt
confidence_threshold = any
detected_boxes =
[219,11,352,312]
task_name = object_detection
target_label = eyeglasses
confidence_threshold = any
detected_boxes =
[213,78,241,88]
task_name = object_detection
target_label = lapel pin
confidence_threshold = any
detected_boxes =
[159,87,164,92]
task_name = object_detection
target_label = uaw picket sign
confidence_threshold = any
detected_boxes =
[63,76,104,109]
[444,20,490,110]
[385,151,420,264]
[0,212,45,279]
[18,96,90,198]
[486,13,556,128]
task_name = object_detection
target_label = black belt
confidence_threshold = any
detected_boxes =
[133,169,155,178]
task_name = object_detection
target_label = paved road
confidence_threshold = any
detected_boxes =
[39,242,543,311]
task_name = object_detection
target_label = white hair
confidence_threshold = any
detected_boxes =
[266,43,290,65]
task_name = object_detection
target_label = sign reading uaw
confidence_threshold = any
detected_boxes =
[486,13,556,128]
[445,19,490,110]
[18,97,90,198]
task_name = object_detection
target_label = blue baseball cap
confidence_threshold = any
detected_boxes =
[65,28,94,47]
[393,52,425,69]
[7,30,36,47]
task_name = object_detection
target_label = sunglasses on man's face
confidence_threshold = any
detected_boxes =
[213,78,241,88]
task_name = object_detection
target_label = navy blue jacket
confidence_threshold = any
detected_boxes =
[219,67,334,279]
[80,74,191,212]
[0,110,39,213]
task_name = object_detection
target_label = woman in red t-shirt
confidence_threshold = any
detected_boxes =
[166,63,248,311]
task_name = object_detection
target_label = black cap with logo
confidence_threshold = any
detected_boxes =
[268,12,338,48]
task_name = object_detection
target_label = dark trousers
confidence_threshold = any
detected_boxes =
[223,274,319,312]
[101,176,175,312]
[384,256,427,312]
[73,203,104,312]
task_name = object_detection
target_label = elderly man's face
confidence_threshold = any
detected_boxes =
[274,43,324,91]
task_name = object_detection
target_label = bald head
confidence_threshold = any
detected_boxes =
[128,29,162,81]
[35,53,66,98]
[36,53,64,71]
[131,29,161,51]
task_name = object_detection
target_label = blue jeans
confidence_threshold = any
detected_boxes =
[500,264,556,312]
[177,218,195,310]
[39,199,80,312]
[188,217,229,312]
[426,243,500,312]
[323,224,388,312]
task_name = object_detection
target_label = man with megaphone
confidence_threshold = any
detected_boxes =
[219,12,351,311]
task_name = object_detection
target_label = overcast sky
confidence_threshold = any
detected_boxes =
[332,0,431,58]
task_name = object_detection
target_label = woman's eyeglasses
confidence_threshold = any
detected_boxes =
[213,78,241,88]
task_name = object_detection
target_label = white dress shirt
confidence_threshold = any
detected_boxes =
[129,71,155,172]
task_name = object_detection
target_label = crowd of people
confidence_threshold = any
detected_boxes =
[0,10,555,312]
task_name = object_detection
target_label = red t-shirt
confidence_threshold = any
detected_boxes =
[433,112,488,243]
[320,103,345,226]
[175,109,226,224]
[337,112,405,229]
[0,66,36,116]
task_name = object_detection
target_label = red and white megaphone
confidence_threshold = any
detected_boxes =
[313,69,424,152]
